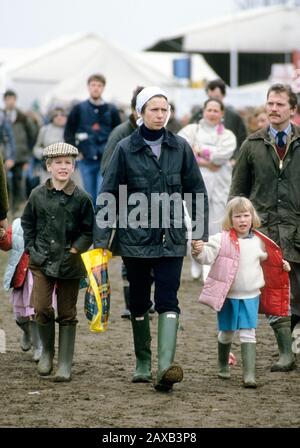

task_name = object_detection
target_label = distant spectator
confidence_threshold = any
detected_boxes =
[33,107,67,183]
[64,74,121,205]
[166,103,182,133]
[0,109,16,171]
[255,107,269,130]
[3,90,36,213]
[244,106,269,134]
[190,79,247,161]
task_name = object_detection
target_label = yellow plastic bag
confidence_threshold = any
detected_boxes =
[81,248,112,332]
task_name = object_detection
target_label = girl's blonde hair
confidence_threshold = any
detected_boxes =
[222,196,261,230]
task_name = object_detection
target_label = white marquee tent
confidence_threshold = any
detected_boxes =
[148,4,300,87]
[182,4,300,53]
[150,4,300,54]
[0,32,218,113]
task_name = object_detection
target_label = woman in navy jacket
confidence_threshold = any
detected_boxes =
[94,87,208,392]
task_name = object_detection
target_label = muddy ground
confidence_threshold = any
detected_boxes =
[0,249,300,429]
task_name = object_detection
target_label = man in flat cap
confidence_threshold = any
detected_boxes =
[21,142,94,382]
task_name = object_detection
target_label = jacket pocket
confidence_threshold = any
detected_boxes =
[61,251,84,277]
[168,227,186,245]
[258,212,269,227]
[118,227,153,247]
[166,173,182,194]
[127,177,148,192]
[29,247,47,267]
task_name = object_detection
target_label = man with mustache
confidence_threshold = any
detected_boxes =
[230,83,300,372]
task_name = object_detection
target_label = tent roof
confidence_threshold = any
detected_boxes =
[0,32,217,109]
[0,33,178,107]
[149,4,300,53]
[42,50,218,109]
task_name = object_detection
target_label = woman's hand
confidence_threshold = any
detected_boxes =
[191,240,204,256]
[207,162,221,172]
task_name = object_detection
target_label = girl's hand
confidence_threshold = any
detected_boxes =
[191,240,204,255]
[283,260,291,272]
[0,227,6,239]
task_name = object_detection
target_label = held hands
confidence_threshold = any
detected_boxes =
[282,260,291,272]
[191,240,204,256]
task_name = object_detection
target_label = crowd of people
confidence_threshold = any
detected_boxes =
[1,76,300,392]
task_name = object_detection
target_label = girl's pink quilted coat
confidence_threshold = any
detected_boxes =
[198,229,289,316]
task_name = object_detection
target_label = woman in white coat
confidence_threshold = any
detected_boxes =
[179,98,236,280]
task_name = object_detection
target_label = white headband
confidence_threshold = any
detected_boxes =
[135,86,170,127]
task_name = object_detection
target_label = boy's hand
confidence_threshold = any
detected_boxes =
[283,260,291,272]
[69,247,78,254]
[191,240,204,256]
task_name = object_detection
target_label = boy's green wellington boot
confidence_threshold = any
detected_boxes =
[37,320,55,376]
[54,324,76,382]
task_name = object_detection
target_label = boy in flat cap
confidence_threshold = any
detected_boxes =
[21,142,94,381]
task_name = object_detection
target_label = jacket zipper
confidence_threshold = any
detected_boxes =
[267,138,294,170]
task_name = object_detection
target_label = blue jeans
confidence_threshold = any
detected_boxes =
[78,159,102,206]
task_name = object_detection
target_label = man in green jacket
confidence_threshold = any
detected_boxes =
[230,83,300,372]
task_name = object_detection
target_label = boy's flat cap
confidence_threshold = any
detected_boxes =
[43,142,78,158]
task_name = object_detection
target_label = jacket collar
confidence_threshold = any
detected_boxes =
[253,229,281,250]
[248,123,300,142]
[45,178,76,195]
[130,127,179,152]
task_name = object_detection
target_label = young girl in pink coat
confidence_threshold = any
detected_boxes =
[192,197,291,388]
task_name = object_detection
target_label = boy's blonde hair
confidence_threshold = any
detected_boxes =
[222,196,261,230]
[45,156,76,167]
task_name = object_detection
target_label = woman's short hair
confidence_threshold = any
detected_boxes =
[222,196,261,230]
[203,97,224,112]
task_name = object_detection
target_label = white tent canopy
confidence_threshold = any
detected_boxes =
[0,32,218,113]
[42,50,218,112]
[153,4,300,53]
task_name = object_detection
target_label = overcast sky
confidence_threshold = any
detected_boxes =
[1,0,237,50]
